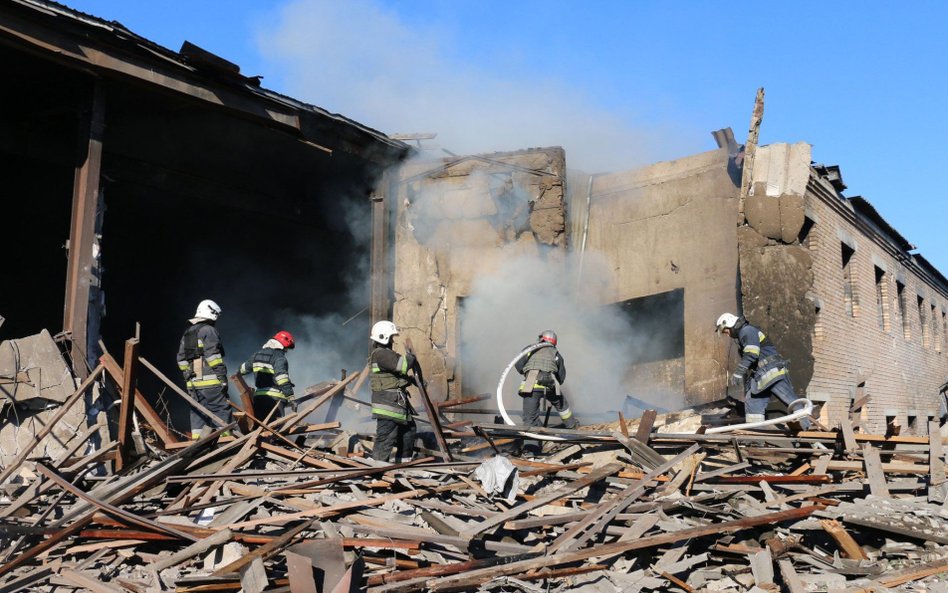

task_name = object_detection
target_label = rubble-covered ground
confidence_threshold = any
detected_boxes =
[2,332,948,592]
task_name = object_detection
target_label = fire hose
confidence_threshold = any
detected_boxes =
[496,343,568,442]
[497,345,813,439]
[703,397,814,434]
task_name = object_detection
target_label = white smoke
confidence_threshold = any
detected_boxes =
[459,250,677,424]
[256,0,698,173]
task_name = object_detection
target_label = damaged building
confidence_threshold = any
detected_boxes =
[388,137,948,434]
[0,0,410,434]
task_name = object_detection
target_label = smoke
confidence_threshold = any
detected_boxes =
[256,0,696,173]
[458,250,679,423]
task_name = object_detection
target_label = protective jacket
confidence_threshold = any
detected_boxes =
[176,321,227,390]
[515,343,566,394]
[369,346,415,424]
[732,318,788,394]
[239,345,294,400]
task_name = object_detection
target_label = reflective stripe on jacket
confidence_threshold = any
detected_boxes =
[176,322,227,390]
[240,347,294,400]
[734,321,788,392]
[369,346,415,422]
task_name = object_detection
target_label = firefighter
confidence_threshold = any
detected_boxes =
[715,312,812,428]
[515,330,578,433]
[368,320,417,462]
[176,299,233,439]
[239,330,296,421]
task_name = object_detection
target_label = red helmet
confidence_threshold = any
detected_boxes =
[273,330,295,349]
[538,330,557,346]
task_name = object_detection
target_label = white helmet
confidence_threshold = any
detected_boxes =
[194,299,222,321]
[715,312,739,333]
[370,320,398,345]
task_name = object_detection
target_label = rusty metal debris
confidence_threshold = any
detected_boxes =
[3,331,948,592]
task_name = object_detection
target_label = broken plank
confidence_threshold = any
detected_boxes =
[427,506,823,592]
[148,529,233,571]
[634,409,657,443]
[115,337,140,471]
[101,354,180,445]
[819,519,868,560]
[459,462,624,541]
[863,443,891,497]
[0,365,104,485]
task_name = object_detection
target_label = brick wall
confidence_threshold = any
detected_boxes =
[804,180,948,434]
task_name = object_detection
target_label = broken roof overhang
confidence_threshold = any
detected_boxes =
[848,196,915,253]
[2,0,410,164]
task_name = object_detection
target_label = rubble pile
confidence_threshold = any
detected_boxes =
[2,335,948,592]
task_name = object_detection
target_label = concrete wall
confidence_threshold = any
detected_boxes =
[391,148,568,401]
[804,180,948,433]
[581,147,741,404]
[738,143,816,400]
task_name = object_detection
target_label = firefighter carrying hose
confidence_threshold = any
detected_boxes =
[368,320,417,462]
[239,330,296,421]
[176,299,234,439]
[716,312,812,429]
[516,330,578,432]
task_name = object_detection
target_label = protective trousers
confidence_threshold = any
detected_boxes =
[189,385,234,439]
[372,418,417,462]
[522,390,578,429]
[252,395,286,422]
[744,376,812,429]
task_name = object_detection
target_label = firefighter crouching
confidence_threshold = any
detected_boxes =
[716,312,812,429]
[368,320,417,462]
[239,330,296,421]
[176,299,234,439]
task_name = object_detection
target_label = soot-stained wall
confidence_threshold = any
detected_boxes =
[392,148,568,401]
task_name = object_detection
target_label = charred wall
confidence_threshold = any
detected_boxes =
[738,143,816,399]
[582,148,740,404]
[392,149,567,401]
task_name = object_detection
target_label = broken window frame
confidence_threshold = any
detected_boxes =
[919,295,930,349]
[874,266,889,332]
[897,281,910,340]
[841,243,858,318]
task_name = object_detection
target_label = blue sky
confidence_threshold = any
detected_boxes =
[68,0,947,272]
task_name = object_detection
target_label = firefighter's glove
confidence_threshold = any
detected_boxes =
[289,398,299,414]
[729,373,744,387]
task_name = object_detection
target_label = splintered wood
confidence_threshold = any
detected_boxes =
[5,354,948,593]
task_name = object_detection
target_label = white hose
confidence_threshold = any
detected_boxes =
[704,398,814,434]
[496,343,567,442]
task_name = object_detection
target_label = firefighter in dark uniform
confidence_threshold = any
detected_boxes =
[176,299,234,439]
[716,312,812,429]
[239,330,296,421]
[516,330,578,430]
[368,320,417,462]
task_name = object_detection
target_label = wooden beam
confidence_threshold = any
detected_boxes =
[0,365,104,485]
[459,462,624,541]
[115,338,140,471]
[229,372,256,433]
[863,443,890,497]
[819,519,869,560]
[138,355,227,430]
[426,506,822,592]
[100,353,179,445]
[63,78,105,375]
[635,409,657,443]
[737,87,764,224]
[405,338,452,461]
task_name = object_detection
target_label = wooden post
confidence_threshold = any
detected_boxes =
[63,79,105,377]
[230,372,256,433]
[738,87,764,225]
[115,338,140,471]
[405,338,452,461]
[100,353,179,446]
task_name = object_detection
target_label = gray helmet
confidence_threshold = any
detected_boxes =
[538,330,557,346]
